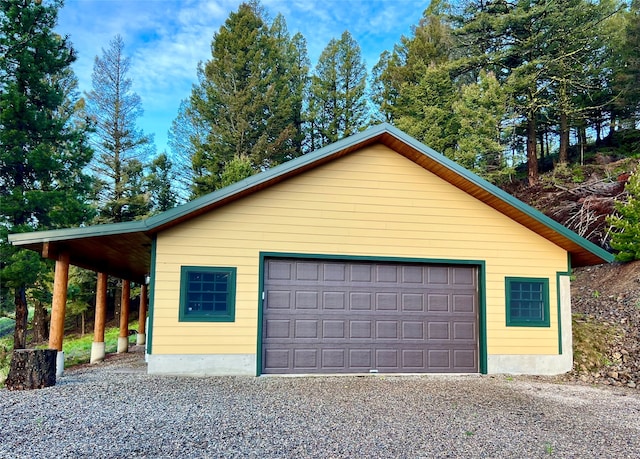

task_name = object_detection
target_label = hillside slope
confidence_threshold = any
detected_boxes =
[570,261,640,388]
[504,153,639,388]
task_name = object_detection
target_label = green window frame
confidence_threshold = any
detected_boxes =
[179,266,236,322]
[505,277,550,327]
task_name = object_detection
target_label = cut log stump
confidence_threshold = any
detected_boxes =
[5,349,57,390]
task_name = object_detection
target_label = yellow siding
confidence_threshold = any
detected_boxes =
[152,144,567,356]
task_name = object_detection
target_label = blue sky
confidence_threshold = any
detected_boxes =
[57,0,430,154]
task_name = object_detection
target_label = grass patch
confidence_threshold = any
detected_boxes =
[572,314,621,373]
[0,320,139,387]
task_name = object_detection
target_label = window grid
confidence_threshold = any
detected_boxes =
[506,277,550,327]
[510,282,544,321]
[180,267,236,322]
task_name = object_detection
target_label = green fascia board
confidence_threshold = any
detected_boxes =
[8,219,149,245]
[7,122,614,264]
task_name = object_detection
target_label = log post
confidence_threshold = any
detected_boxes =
[137,283,147,345]
[49,252,70,377]
[117,279,130,353]
[90,272,108,363]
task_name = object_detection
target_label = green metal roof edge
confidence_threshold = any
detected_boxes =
[8,219,149,245]
[8,122,614,263]
[379,124,614,263]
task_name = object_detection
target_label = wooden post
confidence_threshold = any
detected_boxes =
[137,284,147,345]
[49,252,70,376]
[90,272,108,363]
[117,280,130,353]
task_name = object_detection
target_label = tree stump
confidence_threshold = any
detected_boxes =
[5,349,57,390]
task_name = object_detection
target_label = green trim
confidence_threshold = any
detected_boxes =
[478,262,487,374]
[257,252,487,375]
[256,255,267,376]
[146,236,157,355]
[8,219,148,244]
[8,123,613,267]
[178,266,237,322]
[259,251,483,266]
[556,254,572,355]
[505,277,551,327]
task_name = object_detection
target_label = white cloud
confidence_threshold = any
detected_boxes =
[57,0,429,153]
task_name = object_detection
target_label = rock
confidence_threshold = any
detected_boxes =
[628,381,636,388]
[607,371,619,379]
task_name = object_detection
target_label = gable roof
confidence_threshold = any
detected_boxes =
[9,123,613,281]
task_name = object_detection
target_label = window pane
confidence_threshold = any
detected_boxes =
[181,267,236,321]
[508,279,547,326]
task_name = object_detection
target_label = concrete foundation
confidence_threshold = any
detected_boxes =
[90,341,106,363]
[136,332,146,346]
[117,336,128,354]
[147,354,256,376]
[56,351,65,377]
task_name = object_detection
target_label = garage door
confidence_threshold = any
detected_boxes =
[261,258,479,374]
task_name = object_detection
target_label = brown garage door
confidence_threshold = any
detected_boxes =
[261,258,479,374]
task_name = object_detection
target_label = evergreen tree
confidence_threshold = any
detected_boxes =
[371,0,454,123]
[146,153,178,213]
[395,66,460,158]
[608,166,640,261]
[168,99,205,201]
[452,71,509,180]
[86,34,154,222]
[612,0,640,126]
[307,30,368,149]
[451,0,622,184]
[0,0,94,349]
[189,2,303,196]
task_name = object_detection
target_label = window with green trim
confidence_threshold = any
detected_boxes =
[505,277,550,327]
[179,266,236,322]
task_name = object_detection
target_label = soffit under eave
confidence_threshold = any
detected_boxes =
[29,232,152,282]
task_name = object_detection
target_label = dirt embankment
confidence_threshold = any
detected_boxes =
[569,261,640,388]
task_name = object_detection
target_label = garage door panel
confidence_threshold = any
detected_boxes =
[350,349,372,368]
[350,320,373,338]
[265,319,291,338]
[294,319,318,338]
[401,293,424,311]
[322,349,345,368]
[263,259,478,374]
[266,291,291,309]
[402,321,425,340]
[323,291,346,309]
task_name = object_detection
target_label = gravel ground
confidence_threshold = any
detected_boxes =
[1,347,640,459]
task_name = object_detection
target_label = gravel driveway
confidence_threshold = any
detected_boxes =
[1,347,639,459]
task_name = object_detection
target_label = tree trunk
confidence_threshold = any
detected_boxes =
[559,112,569,164]
[5,349,57,390]
[13,287,28,350]
[527,117,538,186]
[579,125,587,166]
[32,299,49,344]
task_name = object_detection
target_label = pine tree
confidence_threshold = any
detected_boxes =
[0,0,94,349]
[189,2,304,196]
[168,99,205,201]
[146,153,178,213]
[86,34,154,222]
[608,167,640,262]
[452,71,508,180]
[307,30,368,149]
